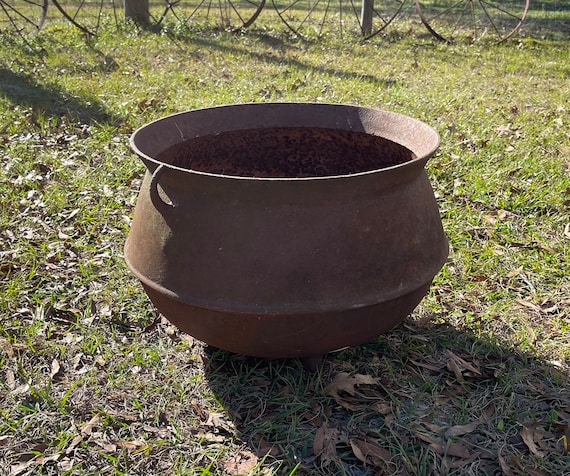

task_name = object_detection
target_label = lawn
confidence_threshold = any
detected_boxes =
[0,2,569,475]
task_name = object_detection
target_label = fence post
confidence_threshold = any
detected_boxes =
[124,0,150,27]
[361,0,374,36]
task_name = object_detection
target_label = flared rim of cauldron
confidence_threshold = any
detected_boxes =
[130,102,440,181]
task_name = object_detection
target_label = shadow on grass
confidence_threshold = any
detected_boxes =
[204,320,570,475]
[0,67,119,126]
[166,30,399,89]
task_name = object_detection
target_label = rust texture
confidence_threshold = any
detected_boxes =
[124,103,448,363]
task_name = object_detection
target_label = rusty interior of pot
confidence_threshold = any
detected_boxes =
[155,127,416,178]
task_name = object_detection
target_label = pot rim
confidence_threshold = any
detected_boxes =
[130,102,440,182]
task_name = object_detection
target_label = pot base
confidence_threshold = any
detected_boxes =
[141,281,432,361]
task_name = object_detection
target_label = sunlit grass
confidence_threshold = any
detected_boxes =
[1,9,569,475]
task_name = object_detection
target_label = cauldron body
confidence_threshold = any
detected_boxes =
[125,103,448,360]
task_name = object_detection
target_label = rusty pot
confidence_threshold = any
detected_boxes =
[124,103,448,366]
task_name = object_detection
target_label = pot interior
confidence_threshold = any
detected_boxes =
[155,127,416,178]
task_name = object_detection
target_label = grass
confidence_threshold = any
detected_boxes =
[1,3,570,475]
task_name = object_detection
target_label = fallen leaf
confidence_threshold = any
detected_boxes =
[0,338,14,357]
[445,420,481,437]
[105,409,138,423]
[222,450,258,475]
[445,442,472,459]
[520,425,546,458]
[81,414,100,436]
[65,434,84,454]
[57,457,74,471]
[323,372,380,410]
[410,359,444,372]
[112,439,146,450]
[313,424,339,466]
[447,450,482,468]
[446,350,482,380]
[92,439,117,452]
[370,401,392,414]
[50,359,61,379]
[350,438,393,467]
[256,438,281,457]
[414,431,471,458]
[5,369,15,390]
[205,411,235,433]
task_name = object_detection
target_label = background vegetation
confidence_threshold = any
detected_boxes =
[1,1,569,474]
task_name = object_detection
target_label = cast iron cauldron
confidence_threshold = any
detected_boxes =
[124,103,448,369]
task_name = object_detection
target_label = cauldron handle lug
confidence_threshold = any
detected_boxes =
[149,164,176,215]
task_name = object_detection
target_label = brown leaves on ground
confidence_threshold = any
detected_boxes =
[446,349,484,381]
[350,437,394,468]
[222,449,259,475]
[313,424,340,466]
[319,340,570,475]
[323,372,384,411]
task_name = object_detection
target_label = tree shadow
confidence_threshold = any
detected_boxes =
[521,1,570,40]
[0,66,119,126]
[204,319,570,475]
[167,30,399,89]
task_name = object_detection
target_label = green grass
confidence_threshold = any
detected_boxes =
[1,6,570,475]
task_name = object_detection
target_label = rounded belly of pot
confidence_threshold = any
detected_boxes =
[124,168,448,316]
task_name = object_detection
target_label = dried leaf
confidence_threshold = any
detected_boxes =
[410,359,444,372]
[313,424,338,466]
[415,431,471,459]
[5,369,15,390]
[350,438,393,467]
[81,414,100,436]
[447,357,464,381]
[520,425,546,458]
[446,451,481,468]
[370,401,392,415]
[0,338,14,358]
[112,439,146,450]
[222,450,258,475]
[257,438,281,457]
[93,439,117,452]
[324,372,380,395]
[50,359,61,379]
[446,350,482,380]
[65,434,84,454]
[445,442,471,459]
[323,372,380,410]
[445,420,481,437]
[57,457,74,471]
[105,409,138,423]
[205,411,235,432]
